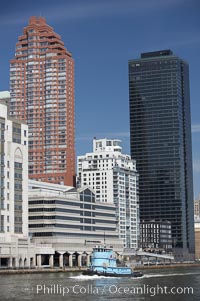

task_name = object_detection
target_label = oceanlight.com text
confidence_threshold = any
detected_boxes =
[34,283,194,297]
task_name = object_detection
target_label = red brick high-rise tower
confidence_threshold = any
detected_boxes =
[10,16,75,186]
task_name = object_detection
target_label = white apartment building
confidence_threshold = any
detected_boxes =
[0,97,28,238]
[0,98,34,267]
[78,138,139,249]
[0,98,55,269]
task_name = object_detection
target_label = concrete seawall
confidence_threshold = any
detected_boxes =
[1,263,200,274]
[0,267,87,274]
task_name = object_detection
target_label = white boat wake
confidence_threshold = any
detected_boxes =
[70,272,199,280]
[70,275,120,280]
[135,272,199,279]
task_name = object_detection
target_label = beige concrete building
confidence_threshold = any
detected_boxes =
[195,219,200,259]
[28,180,124,268]
[194,198,200,218]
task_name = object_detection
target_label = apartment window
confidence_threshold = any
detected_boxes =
[0,215,4,232]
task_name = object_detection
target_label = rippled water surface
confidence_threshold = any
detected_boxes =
[0,267,200,300]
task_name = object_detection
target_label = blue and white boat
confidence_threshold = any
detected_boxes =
[83,245,143,277]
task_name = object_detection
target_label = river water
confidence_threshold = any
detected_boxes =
[0,267,200,301]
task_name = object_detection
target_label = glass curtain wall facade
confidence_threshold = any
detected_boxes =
[10,16,75,186]
[129,50,195,259]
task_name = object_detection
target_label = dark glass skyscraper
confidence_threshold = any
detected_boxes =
[129,50,195,259]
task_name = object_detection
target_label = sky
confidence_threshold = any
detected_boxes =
[0,0,200,197]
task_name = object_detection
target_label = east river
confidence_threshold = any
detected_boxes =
[0,267,200,301]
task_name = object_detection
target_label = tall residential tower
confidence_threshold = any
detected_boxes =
[10,16,75,186]
[78,138,139,249]
[129,50,195,259]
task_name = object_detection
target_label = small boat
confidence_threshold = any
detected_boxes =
[83,245,143,277]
